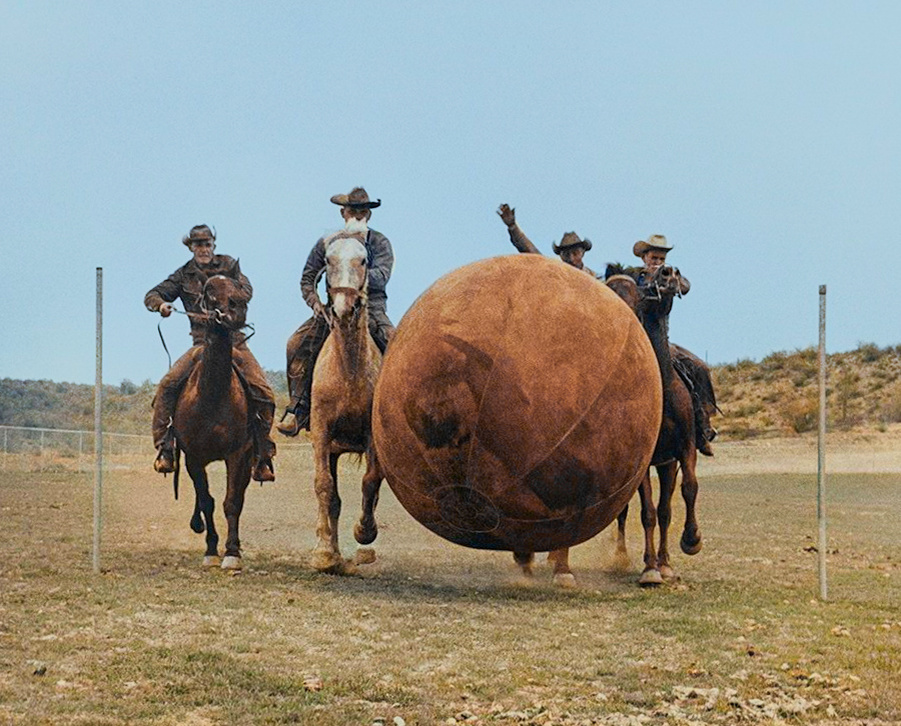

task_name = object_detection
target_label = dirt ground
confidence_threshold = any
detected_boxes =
[698,423,901,476]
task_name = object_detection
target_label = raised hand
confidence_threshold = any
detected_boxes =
[497,203,516,228]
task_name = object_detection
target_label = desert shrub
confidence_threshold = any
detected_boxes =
[881,382,901,423]
[857,342,883,363]
[778,392,819,433]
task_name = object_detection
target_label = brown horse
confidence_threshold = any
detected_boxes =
[615,265,703,585]
[172,275,256,570]
[551,267,704,586]
[518,268,704,586]
[308,232,384,573]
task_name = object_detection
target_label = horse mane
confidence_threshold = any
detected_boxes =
[604,262,627,279]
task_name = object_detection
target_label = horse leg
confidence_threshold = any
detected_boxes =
[220,448,252,570]
[185,456,219,567]
[513,552,535,579]
[637,470,663,586]
[548,548,576,589]
[311,450,343,573]
[655,461,679,580]
[679,448,703,555]
[612,503,631,569]
[354,447,382,548]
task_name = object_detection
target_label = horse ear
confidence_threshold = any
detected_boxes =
[605,262,626,279]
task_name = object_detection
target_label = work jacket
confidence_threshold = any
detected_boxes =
[144,255,252,344]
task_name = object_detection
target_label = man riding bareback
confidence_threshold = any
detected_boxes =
[144,224,277,481]
[277,187,395,436]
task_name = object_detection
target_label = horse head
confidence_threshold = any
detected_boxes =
[200,275,249,331]
[324,232,368,323]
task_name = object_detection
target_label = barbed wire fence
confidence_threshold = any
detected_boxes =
[0,424,312,473]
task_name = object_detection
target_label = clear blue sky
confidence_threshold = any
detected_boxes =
[2,2,898,386]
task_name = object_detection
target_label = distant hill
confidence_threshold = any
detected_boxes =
[2,342,899,438]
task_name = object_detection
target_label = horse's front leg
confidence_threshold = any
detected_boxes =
[185,456,219,567]
[354,447,382,548]
[548,548,576,589]
[679,448,702,555]
[655,461,679,580]
[311,448,343,573]
[221,447,252,570]
[637,470,663,586]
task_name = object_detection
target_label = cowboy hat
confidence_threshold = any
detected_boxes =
[330,186,382,209]
[632,234,672,257]
[182,224,216,247]
[552,231,592,255]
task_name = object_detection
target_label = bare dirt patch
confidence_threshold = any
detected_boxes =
[1,434,899,724]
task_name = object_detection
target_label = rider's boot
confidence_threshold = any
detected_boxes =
[695,405,716,457]
[153,442,176,474]
[252,403,277,482]
[252,457,275,482]
[276,393,311,436]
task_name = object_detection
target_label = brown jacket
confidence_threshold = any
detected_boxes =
[145,255,252,343]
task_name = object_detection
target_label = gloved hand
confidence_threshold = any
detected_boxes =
[497,203,516,228]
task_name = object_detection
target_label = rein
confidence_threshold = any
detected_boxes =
[156,305,253,368]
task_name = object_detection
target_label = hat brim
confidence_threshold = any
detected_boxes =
[553,238,592,254]
[633,240,671,257]
[182,235,215,247]
[330,194,381,209]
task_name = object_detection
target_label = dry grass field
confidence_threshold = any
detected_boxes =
[2,429,900,725]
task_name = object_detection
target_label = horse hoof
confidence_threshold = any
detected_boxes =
[658,564,676,580]
[681,534,703,555]
[221,555,242,571]
[202,555,221,568]
[353,547,376,565]
[190,514,205,534]
[553,572,577,589]
[639,568,664,587]
[354,522,378,546]
[311,549,343,574]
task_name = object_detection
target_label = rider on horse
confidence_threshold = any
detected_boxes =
[497,203,599,278]
[277,187,396,436]
[145,224,277,482]
[609,234,717,456]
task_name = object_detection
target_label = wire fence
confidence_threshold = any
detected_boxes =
[0,424,311,473]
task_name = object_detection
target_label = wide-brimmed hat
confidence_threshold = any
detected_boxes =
[632,234,672,257]
[182,224,216,247]
[330,186,381,209]
[552,231,592,255]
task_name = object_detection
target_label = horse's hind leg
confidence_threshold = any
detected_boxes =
[186,457,219,566]
[612,503,630,569]
[221,449,253,570]
[679,449,703,555]
[548,548,576,589]
[311,451,343,573]
[354,448,382,548]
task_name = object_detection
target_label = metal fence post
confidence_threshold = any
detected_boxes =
[817,284,828,600]
[94,268,103,574]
